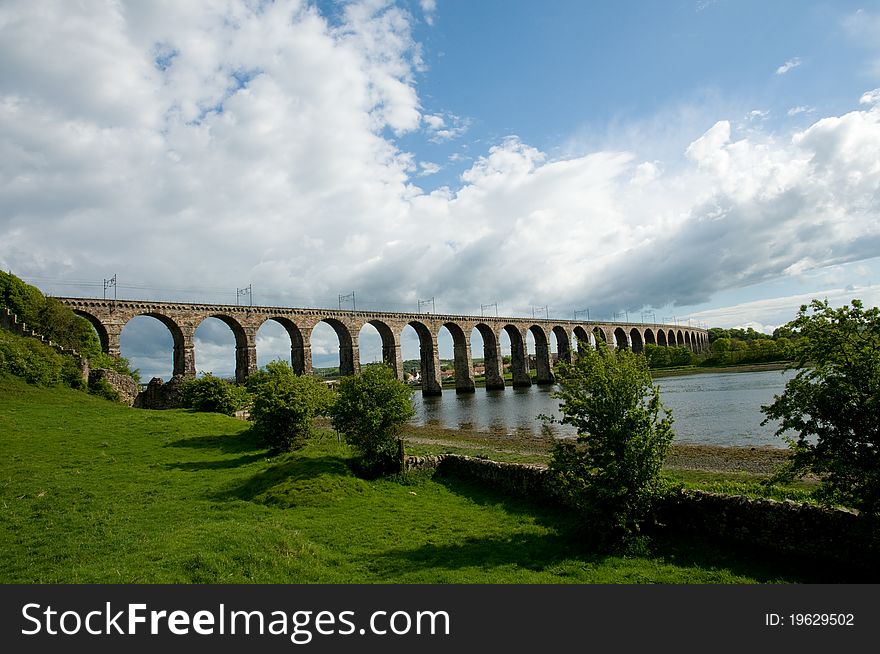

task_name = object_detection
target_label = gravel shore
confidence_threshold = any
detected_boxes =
[666,443,790,474]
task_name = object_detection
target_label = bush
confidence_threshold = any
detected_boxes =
[762,299,880,515]
[247,361,333,452]
[547,346,674,546]
[88,377,121,402]
[0,331,66,386]
[182,374,247,416]
[330,364,414,477]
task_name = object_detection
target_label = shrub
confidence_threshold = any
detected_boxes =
[762,299,880,515]
[0,331,66,386]
[330,364,414,477]
[247,360,333,452]
[547,346,674,546]
[182,374,247,416]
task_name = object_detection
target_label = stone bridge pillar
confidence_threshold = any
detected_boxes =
[177,326,197,377]
[105,325,123,358]
[293,336,313,376]
[483,338,505,391]
[510,327,532,388]
[383,334,404,381]
[420,336,443,396]
[236,327,258,383]
[454,338,475,394]
[339,337,360,377]
[534,339,554,385]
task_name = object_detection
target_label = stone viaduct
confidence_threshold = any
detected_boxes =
[55,297,709,396]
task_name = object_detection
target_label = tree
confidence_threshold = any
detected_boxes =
[547,345,674,545]
[247,360,333,452]
[762,299,880,515]
[330,364,414,477]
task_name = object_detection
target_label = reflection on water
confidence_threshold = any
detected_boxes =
[410,369,795,447]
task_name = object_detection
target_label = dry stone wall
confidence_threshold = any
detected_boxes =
[405,453,880,576]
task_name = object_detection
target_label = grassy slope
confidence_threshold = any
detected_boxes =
[1,375,815,583]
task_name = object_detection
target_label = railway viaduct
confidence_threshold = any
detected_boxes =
[55,297,708,396]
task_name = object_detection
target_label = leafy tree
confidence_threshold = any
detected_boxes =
[762,299,880,515]
[547,346,674,545]
[330,364,414,477]
[247,360,333,452]
[182,374,248,416]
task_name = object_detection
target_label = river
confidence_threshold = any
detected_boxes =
[410,368,796,447]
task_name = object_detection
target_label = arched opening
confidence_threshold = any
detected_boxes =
[676,329,684,347]
[72,309,110,354]
[685,332,692,350]
[472,324,504,390]
[442,322,474,393]
[529,325,553,384]
[657,329,667,347]
[256,317,307,374]
[629,328,644,353]
[592,327,606,349]
[310,318,356,378]
[552,325,571,365]
[614,327,628,350]
[358,322,383,366]
[404,320,441,396]
[667,330,676,347]
[644,328,656,346]
[194,315,248,382]
[360,319,400,379]
[503,324,531,388]
[120,314,182,382]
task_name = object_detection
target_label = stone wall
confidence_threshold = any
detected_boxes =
[88,368,140,406]
[405,453,880,576]
[134,375,188,410]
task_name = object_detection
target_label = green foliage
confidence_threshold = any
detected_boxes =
[762,299,880,515]
[330,364,414,477]
[247,360,333,452]
[182,374,248,416]
[0,330,68,386]
[644,344,695,368]
[547,346,674,545]
[0,271,138,382]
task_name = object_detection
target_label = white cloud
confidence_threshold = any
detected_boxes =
[1,1,880,374]
[418,161,441,176]
[775,57,802,75]
[787,105,815,116]
[420,0,437,25]
[423,111,470,142]
[860,88,880,105]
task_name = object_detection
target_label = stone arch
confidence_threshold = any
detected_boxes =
[592,327,606,349]
[366,319,401,380]
[657,329,667,347]
[503,324,531,387]
[667,329,676,347]
[676,329,684,346]
[572,325,591,354]
[614,327,628,350]
[644,328,656,346]
[552,325,571,364]
[443,321,475,393]
[71,309,110,354]
[129,311,191,377]
[474,323,504,390]
[529,324,553,384]
[629,327,644,353]
[685,331,692,350]
[257,316,309,375]
[407,320,441,396]
[315,317,357,377]
[196,314,251,383]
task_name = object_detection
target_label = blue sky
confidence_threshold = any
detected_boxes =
[1,0,879,377]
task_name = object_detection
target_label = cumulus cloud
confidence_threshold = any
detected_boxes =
[1,2,879,376]
[775,57,802,75]
[423,111,470,142]
[418,161,441,176]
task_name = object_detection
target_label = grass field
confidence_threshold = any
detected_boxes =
[1,374,820,583]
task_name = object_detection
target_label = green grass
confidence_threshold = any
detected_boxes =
[1,374,821,583]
